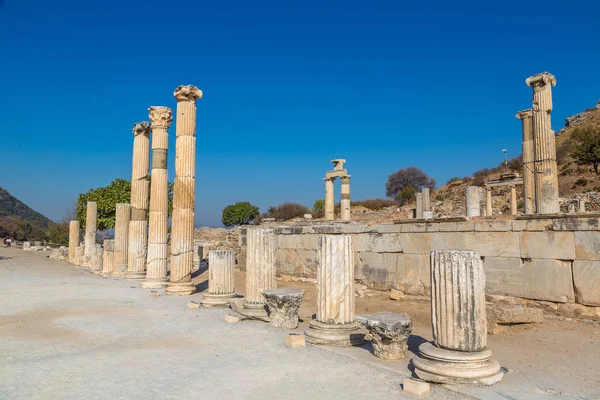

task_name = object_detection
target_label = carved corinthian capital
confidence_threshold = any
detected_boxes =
[148,106,173,129]
[132,121,151,136]
[173,85,203,102]
[525,72,556,89]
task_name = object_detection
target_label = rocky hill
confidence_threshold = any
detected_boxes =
[0,186,52,228]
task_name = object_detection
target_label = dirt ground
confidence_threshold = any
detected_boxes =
[193,269,600,399]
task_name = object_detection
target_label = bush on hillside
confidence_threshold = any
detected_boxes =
[385,167,436,204]
[352,199,396,211]
[266,203,310,221]
[572,127,600,174]
[221,202,260,227]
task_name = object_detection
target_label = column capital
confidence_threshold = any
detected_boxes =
[515,109,533,120]
[148,106,173,129]
[525,72,556,89]
[132,121,151,137]
[174,85,203,102]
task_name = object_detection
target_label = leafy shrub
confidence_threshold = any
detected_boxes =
[222,202,260,227]
[446,177,462,185]
[312,200,324,213]
[574,178,589,187]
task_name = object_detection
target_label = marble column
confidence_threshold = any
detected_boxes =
[516,109,535,214]
[305,235,364,346]
[83,202,97,266]
[101,239,115,277]
[526,72,559,214]
[200,249,237,307]
[241,228,276,321]
[142,106,173,289]
[324,178,335,220]
[485,188,492,217]
[68,220,80,263]
[413,250,502,385]
[510,185,517,215]
[422,187,431,212]
[112,203,131,277]
[340,176,351,221]
[126,122,151,279]
[91,244,103,274]
[166,85,202,296]
[415,193,423,219]
[465,186,480,217]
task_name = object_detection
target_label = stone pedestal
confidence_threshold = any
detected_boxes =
[68,220,80,263]
[127,122,151,280]
[465,186,481,217]
[101,240,115,277]
[415,193,423,219]
[263,289,304,329]
[166,85,202,296]
[413,250,503,385]
[486,188,492,217]
[356,312,412,360]
[112,203,131,278]
[241,228,276,320]
[305,235,364,346]
[422,211,433,220]
[510,185,517,215]
[143,106,172,289]
[516,109,535,214]
[200,250,237,307]
[83,202,97,266]
[324,178,334,221]
[340,176,351,221]
[527,73,559,214]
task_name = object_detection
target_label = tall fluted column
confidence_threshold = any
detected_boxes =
[526,72,559,214]
[83,202,97,266]
[112,203,131,278]
[413,250,502,385]
[510,185,517,215]
[465,186,480,217]
[68,220,80,263]
[142,106,172,289]
[101,239,115,277]
[415,192,423,219]
[166,85,202,296]
[486,188,492,217]
[241,228,276,320]
[305,235,364,346]
[516,109,535,214]
[200,249,237,307]
[422,187,431,212]
[340,176,351,221]
[324,178,334,220]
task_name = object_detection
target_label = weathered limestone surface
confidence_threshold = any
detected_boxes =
[415,193,423,219]
[68,220,80,263]
[516,109,535,214]
[143,106,172,289]
[83,202,97,266]
[483,257,524,297]
[167,85,202,296]
[527,72,559,214]
[305,235,364,346]
[340,176,351,221]
[520,231,575,260]
[101,240,115,277]
[112,203,131,277]
[522,259,574,303]
[465,186,481,217]
[263,288,304,329]
[241,228,276,320]
[324,178,334,221]
[127,121,151,280]
[356,312,412,359]
[200,249,237,308]
[422,188,430,212]
[91,244,103,274]
[413,250,502,385]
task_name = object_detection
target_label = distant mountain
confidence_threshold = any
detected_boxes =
[0,186,52,228]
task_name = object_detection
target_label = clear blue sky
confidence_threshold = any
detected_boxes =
[1,0,599,227]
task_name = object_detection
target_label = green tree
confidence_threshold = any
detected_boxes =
[48,222,69,245]
[222,202,260,227]
[572,127,600,174]
[313,200,325,213]
[385,167,436,203]
[396,185,419,205]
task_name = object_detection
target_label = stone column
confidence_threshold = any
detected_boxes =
[422,188,431,212]
[324,178,334,220]
[305,235,364,346]
[340,176,351,221]
[415,193,423,219]
[91,244,103,274]
[510,185,517,215]
[166,85,202,296]
[83,202,97,266]
[200,249,237,307]
[68,220,80,263]
[240,228,276,320]
[142,106,173,289]
[112,203,131,277]
[526,72,559,214]
[486,188,492,217]
[516,109,535,214]
[126,122,151,280]
[101,240,115,277]
[579,199,586,213]
[465,186,481,217]
[413,250,502,385]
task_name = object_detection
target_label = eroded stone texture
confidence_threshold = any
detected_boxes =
[263,289,304,329]
[200,250,237,307]
[91,244,103,274]
[241,228,276,320]
[305,235,364,346]
[356,312,412,359]
[112,203,131,277]
[465,186,481,217]
[68,220,80,264]
[516,109,535,214]
[101,240,115,277]
[167,85,202,296]
[83,202,97,267]
[126,220,147,279]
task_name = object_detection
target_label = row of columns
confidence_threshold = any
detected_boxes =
[323,176,351,221]
[467,185,518,217]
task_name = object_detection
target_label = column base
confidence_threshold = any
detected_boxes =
[140,278,168,289]
[165,282,196,296]
[125,271,146,280]
[304,320,365,347]
[412,342,503,386]
[239,302,270,322]
[200,292,237,308]
[92,270,101,275]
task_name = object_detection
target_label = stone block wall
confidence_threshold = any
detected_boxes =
[239,216,600,309]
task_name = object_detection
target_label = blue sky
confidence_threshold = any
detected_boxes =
[1,0,599,227]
